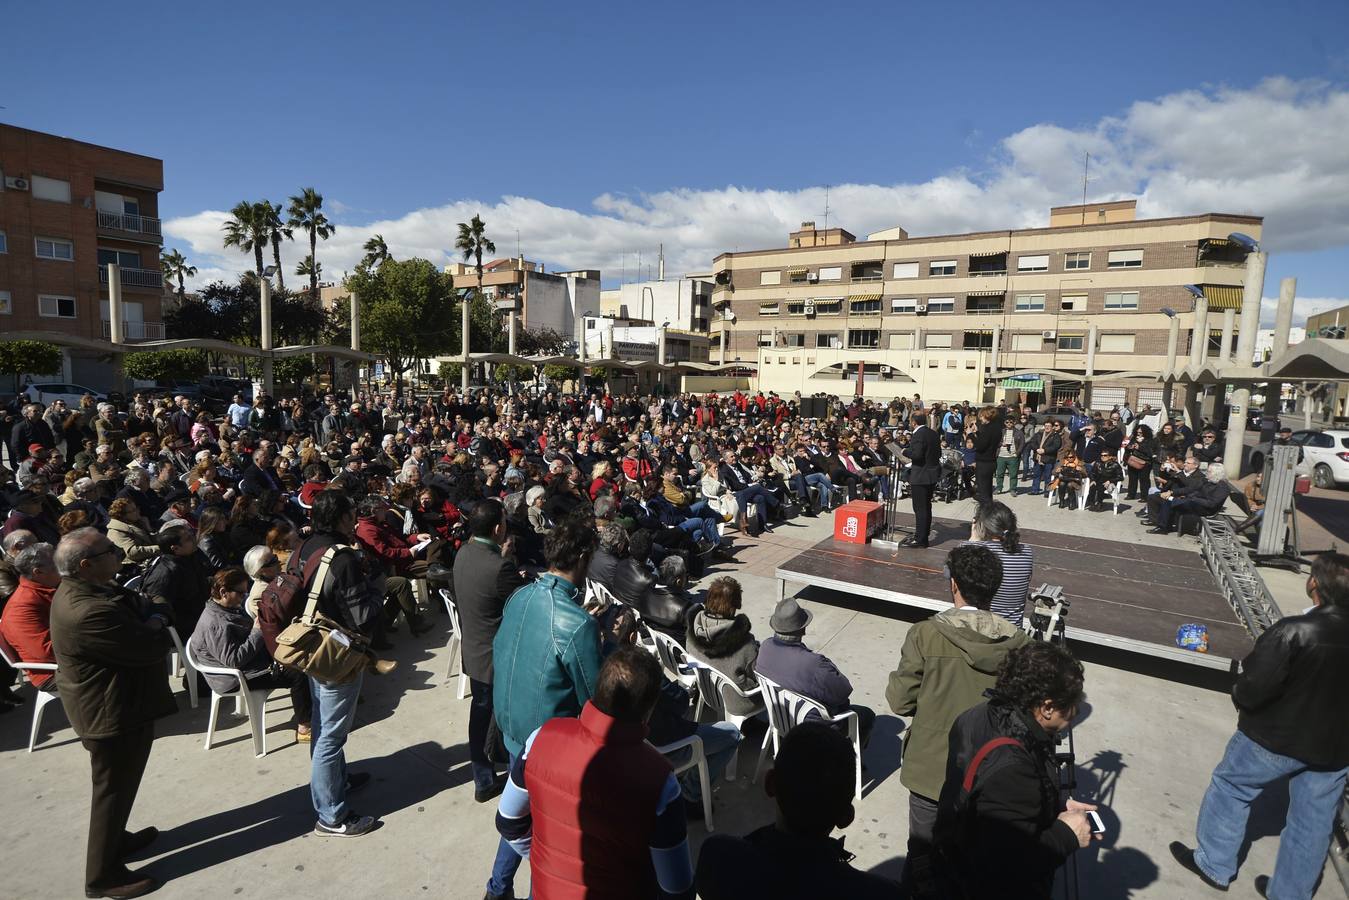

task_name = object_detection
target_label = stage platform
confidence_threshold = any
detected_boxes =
[775,513,1253,670]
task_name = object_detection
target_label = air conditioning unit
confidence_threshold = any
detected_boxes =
[806,272,819,282]
[879,365,893,375]
[5,176,30,191]
[915,304,928,314]
[1041,330,1057,339]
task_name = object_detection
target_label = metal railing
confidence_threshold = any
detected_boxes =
[970,269,1007,278]
[850,273,885,282]
[96,210,162,237]
[99,266,163,289]
[101,320,165,340]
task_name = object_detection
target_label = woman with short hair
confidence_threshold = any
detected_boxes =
[685,576,762,716]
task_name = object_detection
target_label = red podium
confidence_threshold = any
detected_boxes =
[833,500,885,544]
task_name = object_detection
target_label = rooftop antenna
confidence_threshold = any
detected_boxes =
[515,228,520,258]
[822,185,832,231]
[1080,152,1090,225]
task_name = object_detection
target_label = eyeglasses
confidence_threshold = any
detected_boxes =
[87,545,123,561]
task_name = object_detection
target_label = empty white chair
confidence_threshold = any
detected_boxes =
[652,734,713,830]
[754,673,862,802]
[184,642,276,758]
[0,627,61,752]
[688,660,762,781]
[439,588,469,700]
[583,578,619,610]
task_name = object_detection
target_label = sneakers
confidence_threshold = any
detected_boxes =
[314,812,378,837]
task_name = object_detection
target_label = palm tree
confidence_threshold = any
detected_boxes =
[455,214,495,392]
[160,248,197,300]
[258,200,292,290]
[296,254,322,284]
[222,200,268,278]
[361,233,390,270]
[287,187,335,297]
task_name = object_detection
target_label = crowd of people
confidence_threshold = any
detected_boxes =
[0,383,1342,899]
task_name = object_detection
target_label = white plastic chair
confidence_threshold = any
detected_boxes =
[688,660,762,781]
[124,574,198,708]
[754,673,862,802]
[438,588,469,700]
[649,630,697,691]
[1046,480,1087,511]
[584,578,619,610]
[652,734,714,830]
[183,643,275,758]
[0,628,61,752]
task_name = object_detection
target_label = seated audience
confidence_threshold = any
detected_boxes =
[685,576,762,716]
[1147,462,1230,534]
[140,523,211,637]
[0,542,60,689]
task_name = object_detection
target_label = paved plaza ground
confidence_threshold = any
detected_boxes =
[1,483,1344,899]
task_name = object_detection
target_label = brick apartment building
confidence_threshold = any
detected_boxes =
[0,123,164,387]
[710,201,1264,409]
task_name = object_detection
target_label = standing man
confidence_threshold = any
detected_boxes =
[453,499,526,803]
[1172,551,1349,899]
[50,528,176,899]
[901,411,941,548]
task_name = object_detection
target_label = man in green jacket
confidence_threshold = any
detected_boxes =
[50,527,178,899]
[886,542,1029,894]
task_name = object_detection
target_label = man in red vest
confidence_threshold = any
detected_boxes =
[495,646,694,899]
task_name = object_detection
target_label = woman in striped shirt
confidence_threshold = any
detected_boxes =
[961,501,1034,626]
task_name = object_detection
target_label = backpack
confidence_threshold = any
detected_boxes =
[256,546,332,656]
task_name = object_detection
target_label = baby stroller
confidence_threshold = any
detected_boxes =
[935,447,963,503]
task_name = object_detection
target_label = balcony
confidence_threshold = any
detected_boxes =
[99,266,164,290]
[101,320,165,341]
[96,210,163,241]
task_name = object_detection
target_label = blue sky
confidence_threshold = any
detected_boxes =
[6,0,1348,321]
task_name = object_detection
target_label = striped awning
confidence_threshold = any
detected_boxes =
[849,293,881,302]
[788,266,809,275]
[1202,238,1231,247]
[967,290,1006,297]
[1202,285,1244,310]
[1000,377,1045,391]
[969,250,1006,258]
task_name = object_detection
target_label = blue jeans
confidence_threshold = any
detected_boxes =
[677,515,719,546]
[488,750,524,896]
[1194,730,1347,898]
[667,722,742,802]
[309,671,364,825]
[1030,461,1055,495]
[687,500,719,521]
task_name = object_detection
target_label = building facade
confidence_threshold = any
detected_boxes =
[1304,304,1349,421]
[599,277,714,333]
[710,203,1264,408]
[446,258,601,341]
[0,124,165,386]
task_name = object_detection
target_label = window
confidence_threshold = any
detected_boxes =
[1104,291,1139,310]
[812,299,842,316]
[888,332,914,350]
[1099,334,1135,353]
[963,331,994,350]
[0,230,6,253]
[759,302,780,317]
[1057,334,1085,351]
[0,291,10,314]
[1010,333,1043,351]
[789,269,809,284]
[850,262,884,281]
[924,333,953,349]
[35,237,74,260]
[758,333,774,347]
[98,248,141,269]
[966,295,1005,314]
[31,175,71,203]
[1015,293,1046,312]
[969,253,1006,276]
[817,266,842,281]
[760,270,781,286]
[926,297,955,313]
[891,297,917,313]
[786,301,808,316]
[1060,295,1086,312]
[1064,251,1091,270]
[1017,254,1049,272]
[892,261,919,279]
[39,295,77,318]
[783,333,806,347]
[816,333,841,349]
[929,259,957,276]
[847,329,880,349]
[849,298,882,316]
[1107,249,1143,268]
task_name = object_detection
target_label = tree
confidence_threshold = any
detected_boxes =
[360,234,391,270]
[492,364,533,384]
[346,258,457,393]
[258,200,292,290]
[287,187,334,298]
[542,363,577,385]
[222,200,268,279]
[296,255,322,284]
[164,275,328,370]
[160,248,197,301]
[123,349,208,383]
[455,214,495,392]
[0,341,63,377]
[438,362,462,383]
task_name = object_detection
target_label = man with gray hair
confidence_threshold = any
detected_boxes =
[10,402,55,464]
[0,542,60,689]
[0,528,37,605]
[94,403,127,457]
[50,527,176,898]
[1148,461,1231,535]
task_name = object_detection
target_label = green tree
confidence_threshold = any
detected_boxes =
[360,234,390,270]
[438,362,462,383]
[287,187,335,298]
[123,349,208,383]
[296,255,322,284]
[258,200,293,290]
[346,258,457,393]
[0,341,63,377]
[492,363,533,384]
[454,214,495,391]
[222,200,268,279]
[159,248,197,301]
[542,363,577,386]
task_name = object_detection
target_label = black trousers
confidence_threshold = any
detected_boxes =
[974,460,996,505]
[1126,462,1151,498]
[468,678,497,789]
[904,792,941,896]
[910,483,934,545]
[82,723,155,890]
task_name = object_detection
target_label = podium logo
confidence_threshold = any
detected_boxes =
[843,517,859,538]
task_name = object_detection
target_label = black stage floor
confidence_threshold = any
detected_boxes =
[775,513,1253,669]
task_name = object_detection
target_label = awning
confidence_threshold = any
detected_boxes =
[788,267,808,275]
[1202,238,1231,247]
[967,290,1006,297]
[849,293,881,302]
[969,250,1006,258]
[1202,285,1245,311]
[1000,376,1045,391]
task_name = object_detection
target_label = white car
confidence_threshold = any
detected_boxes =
[1249,429,1349,489]
[22,382,106,408]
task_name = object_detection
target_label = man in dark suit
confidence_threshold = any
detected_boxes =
[901,412,941,548]
[452,499,527,803]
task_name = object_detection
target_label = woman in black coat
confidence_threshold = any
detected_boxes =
[971,406,1007,505]
[1123,423,1156,499]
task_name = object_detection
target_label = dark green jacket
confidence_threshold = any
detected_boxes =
[50,577,177,739]
[887,607,1028,800]
[492,573,602,757]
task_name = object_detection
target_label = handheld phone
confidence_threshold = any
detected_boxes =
[1086,810,1105,835]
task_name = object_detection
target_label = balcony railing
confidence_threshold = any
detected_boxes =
[97,210,162,238]
[99,266,164,289]
[969,269,1007,278]
[850,273,885,282]
[101,320,165,341]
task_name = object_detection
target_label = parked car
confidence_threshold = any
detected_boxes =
[147,379,204,402]
[1249,429,1349,489]
[22,382,106,408]
[1029,405,1078,426]
[200,375,252,404]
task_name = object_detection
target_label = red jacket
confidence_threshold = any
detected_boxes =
[0,578,56,688]
[621,456,652,483]
[299,480,327,505]
[354,516,415,575]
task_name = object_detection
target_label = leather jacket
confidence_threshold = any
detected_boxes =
[1234,604,1349,768]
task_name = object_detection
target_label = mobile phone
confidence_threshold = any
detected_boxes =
[1086,810,1105,835]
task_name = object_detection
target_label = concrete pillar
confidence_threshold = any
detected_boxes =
[107,264,124,345]
[349,290,360,351]
[1161,316,1180,413]
[1219,308,1236,362]
[1223,250,1267,474]
[1260,278,1296,442]
[990,325,1001,373]
[719,326,727,365]
[507,311,517,356]
[461,290,472,394]
[1083,324,1098,409]
[259,277,274,397]
[1189,297,1209,367]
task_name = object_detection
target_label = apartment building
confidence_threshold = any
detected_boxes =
[600,276,714,333]
[0,124,165,386]
[446,257,601,340]
[1304,303,1349,420]
[710,202,1264,408]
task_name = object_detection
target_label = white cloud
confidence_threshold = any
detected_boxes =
[165,78,1349,299]
[1261,294,1347,329]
